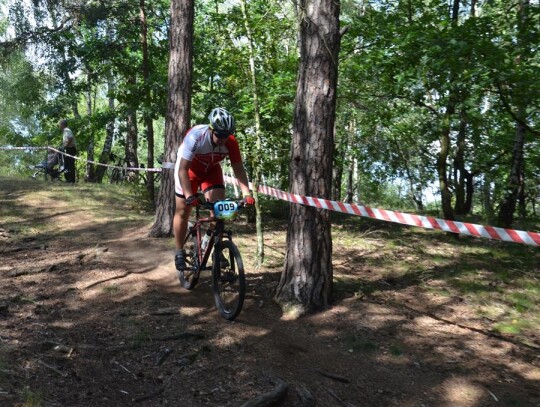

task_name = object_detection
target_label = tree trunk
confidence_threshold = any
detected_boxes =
[437,0,460,222]
[518,160,526,219]
[275,0,340,316]
[391,134,423,211]
[47,2,80,121]
[95,74,116,183]
[498,122,526,227]
[125,109,138,181]
[140,0,155,209]
[471,0,477,16]
[240,0,264,266]
[463,169,474,214]
[438,121,455,221]
[497,0,530,228]
[332,122,351,202]
[346,120,359,204]
[332,159,343,202]
[85,74,96,182]
[345,158,354,204]
[149,0,194,237]
[454,114,467,215]
[482,178,494,223]
[125,75,139,182]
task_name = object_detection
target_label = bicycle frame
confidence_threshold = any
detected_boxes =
[184,202,229,271]
[178,199,246,320]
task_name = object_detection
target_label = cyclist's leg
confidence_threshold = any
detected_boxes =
[201,164,226,208]
[173,194,193,250]
[173,170,199,270]
[201,166,228,267]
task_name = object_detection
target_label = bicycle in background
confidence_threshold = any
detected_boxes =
[178,199,246,321]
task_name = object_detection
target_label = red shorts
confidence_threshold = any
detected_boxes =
[175,164,224,198]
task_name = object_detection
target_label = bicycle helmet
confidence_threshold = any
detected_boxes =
[208,108,235,136]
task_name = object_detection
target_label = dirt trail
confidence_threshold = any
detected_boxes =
[0,180,539,406]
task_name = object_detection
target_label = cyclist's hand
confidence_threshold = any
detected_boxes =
[243,193,255,206]
[186,193,203,206]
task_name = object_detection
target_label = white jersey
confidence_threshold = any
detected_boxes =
[174,124,242,195]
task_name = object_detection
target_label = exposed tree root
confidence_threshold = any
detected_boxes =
[239,378,288,407]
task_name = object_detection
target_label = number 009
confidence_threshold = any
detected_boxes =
[217,203,235,211]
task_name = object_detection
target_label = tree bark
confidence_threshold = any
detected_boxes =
[149,0,194,237]
[463,169,474,214]
[482,178,494,223]
[85,74,96,182]
[438,119,455,221]
[95,73,116,183]
[345,159,354,204]
[125,75,139,182]
[275,0,341,316]
[140,0,155,209]
[498,122,526,227]
[332,121,351,202]
[497,0,530,228]
[454,113,467,215]
[239,0,264,266]
[437,0,460,222]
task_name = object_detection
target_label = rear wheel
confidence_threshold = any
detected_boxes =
[178,230,200,290]
[212,240,245,320]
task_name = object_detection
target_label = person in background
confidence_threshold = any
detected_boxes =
[173,107,255,271]
[58,119,77,183]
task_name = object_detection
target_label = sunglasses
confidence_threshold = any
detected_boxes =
[214,131,230,139]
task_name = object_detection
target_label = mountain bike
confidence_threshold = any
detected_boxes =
[178,199,246,321]
[109,158,127,184]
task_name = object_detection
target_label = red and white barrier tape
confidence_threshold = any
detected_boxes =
[47,147,162,172]
[3,146,538,246]
[224,175,540,247]
[2,145,162,172]
[0,146,47,150]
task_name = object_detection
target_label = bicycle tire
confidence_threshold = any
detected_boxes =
[212,240,245,320]
[178,231,200,290]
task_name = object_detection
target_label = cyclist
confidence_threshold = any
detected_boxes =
[174,107,255,271]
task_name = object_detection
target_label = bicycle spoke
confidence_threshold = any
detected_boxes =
[212,240,245,320]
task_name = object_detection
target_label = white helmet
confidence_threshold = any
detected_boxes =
[208,108,235,136]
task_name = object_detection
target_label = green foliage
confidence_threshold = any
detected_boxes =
[0,0,539,226]
[335,0,540,220]
[0,52,47,143]
[191,0,296,187]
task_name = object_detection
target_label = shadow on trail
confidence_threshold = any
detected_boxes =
[1,176,538,407]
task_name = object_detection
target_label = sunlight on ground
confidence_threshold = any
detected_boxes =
[179,306,207,317]
[507,361,540,381]
[211,327,270,348]
[49,321,75,329]
[440,377,485,406]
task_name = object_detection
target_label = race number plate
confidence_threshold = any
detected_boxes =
[214,201,238,220]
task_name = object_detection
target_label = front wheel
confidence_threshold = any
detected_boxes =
[178,230,200,290]
[212,240,245,320]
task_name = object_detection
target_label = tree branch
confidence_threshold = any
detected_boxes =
[0,17,74,57]
[494,81,540,137]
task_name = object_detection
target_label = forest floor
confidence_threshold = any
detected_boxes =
[0,176,539,407]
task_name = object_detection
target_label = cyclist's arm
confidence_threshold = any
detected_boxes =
[178,158,194,198]
[231,161,251,196]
